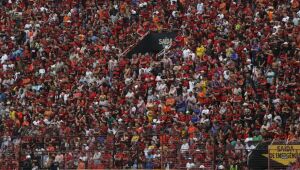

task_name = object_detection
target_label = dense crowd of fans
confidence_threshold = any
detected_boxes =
[0,0,299,169]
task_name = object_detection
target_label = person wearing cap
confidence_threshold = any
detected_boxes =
[186,157,195,170]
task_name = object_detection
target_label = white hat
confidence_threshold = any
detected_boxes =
[218,165,225,169]
[199,165,205,168]
[131,107,136,112]
[131,10,136,14]
[282,16,289,23]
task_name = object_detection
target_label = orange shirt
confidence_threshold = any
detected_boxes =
[220,2,226,13]
[120,3,126,14]
[267,11,273,21]
[166,97,175,106]
[162,105,171,113]
[288,134,296,141]
[63,15,70,22]
[77,161,85,169]
[22,78,31,85]
[153,15,159,23]
[188,125,197,138]
[44,110,53,118]
[160,134,169,144]
[28,31,34,39]
[198,92,206,103]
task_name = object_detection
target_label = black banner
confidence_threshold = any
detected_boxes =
[248,142,287,169]
[126,31,178,57]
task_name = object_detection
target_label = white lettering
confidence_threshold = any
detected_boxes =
[159,38,172,46]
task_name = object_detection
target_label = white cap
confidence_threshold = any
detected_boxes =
[131,10,136,14]
[218,165,225,169]
[131,107,136,112]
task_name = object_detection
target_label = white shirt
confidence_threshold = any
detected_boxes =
[93,152,101,160]
[79,155,88,162]
[2,64,8,71]
[1,54,8,64]
[24,23,32,30]
[293,17,299,26]
[197,3,204,14]
[188,81,195,91]
[201,108,210,115]
[63,93,69,102]
[125,91,134,98]
[224,70,230,80]
[183,49,191,59]
[55,154,64,163]
[180,143,189,152]
[172,11,178,18]
[274,115,282,124]
[39,68,46,75]
[170,0,177,5]
[282,16,289,23]
[186,162,195,169]
[33,120,40,126]
[44,118,51,125]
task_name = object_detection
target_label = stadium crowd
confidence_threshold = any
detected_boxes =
[0,0,299,169]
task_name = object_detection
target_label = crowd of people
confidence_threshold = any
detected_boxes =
[0,0,299,169]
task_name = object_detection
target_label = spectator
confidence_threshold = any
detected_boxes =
[186,158,195,170]
[0,0,299,169]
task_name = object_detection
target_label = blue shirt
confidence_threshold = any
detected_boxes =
[0,93,6,102]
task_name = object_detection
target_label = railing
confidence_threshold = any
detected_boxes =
[0,140,20,170]
[1,134,214,169]
[2,134,298,169]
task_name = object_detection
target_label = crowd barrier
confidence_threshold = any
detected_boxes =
[0,134,261,170]
[2,134,299,169]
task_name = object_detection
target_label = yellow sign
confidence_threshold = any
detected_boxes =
[264,145,300,166]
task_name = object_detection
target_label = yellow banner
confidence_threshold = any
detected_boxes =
[268,145,300,166]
